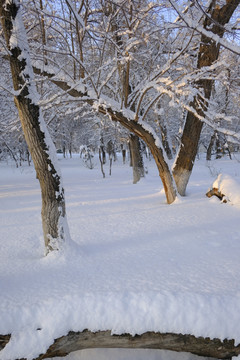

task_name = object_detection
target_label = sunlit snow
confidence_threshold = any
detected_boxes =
[1,153,240,359]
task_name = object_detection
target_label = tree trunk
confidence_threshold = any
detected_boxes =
[122,148,126,164]
[173,105,203,195]
[173,0,240,196]
[1,330,239,359]
[129,134,145,184]
[99,148,106,178]
[215,132,223,159]
[158,122,173,160]
[0,0,69,253]
[206,132,216,161]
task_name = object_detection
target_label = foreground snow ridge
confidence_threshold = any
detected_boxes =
[1,290,240,359]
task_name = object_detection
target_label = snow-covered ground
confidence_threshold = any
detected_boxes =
[1,153,240,360]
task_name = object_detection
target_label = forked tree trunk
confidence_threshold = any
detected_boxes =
[0,0,69,253]
[173,0,240,196]
[129,134,145,184]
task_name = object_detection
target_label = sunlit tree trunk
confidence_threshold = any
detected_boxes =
[0,0,70,253]
[97,107,177,204]
[173,0,240,195]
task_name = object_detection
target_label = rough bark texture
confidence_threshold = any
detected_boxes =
[2,330,240,359]
[0,0,68,252]
[0,334,10,351]
[159,122,173,160]
[173,0,240,196]
[207,132,216,161]
[129,134,145,184]
[0,330,239,359]
[206,187,227,202]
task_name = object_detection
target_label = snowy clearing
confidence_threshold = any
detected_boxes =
[0,154,240,359]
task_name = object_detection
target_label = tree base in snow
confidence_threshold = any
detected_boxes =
[0,330,238,360]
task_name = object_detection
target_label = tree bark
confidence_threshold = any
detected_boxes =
[0,334,10,351]
[206,187,227,202]
[1,330,239,359]
[129,134,145,184]
[122,148,126,164]
[206,132,216,161]
[173,0,240,196]
[158,122,173,160]
[99,148,106,178]
[0,0,69,253]
[39,331,240,360]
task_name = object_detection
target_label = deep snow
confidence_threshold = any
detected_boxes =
[0,153,240,359]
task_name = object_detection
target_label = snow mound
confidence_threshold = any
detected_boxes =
[212,174,240,205]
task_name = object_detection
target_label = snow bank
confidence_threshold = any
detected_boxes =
[1,289,240,359]
[212,174,240,205]
[1,157,240,359]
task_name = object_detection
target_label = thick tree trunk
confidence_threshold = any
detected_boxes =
[173,105,203,195]
[129,134,145,184]
[0,0,69,253]
[1,330,239,359]
[173,0,240,196]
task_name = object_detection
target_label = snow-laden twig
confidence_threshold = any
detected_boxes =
[169,0,240,55]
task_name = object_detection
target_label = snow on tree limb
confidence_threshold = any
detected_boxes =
[169,0,240,55]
